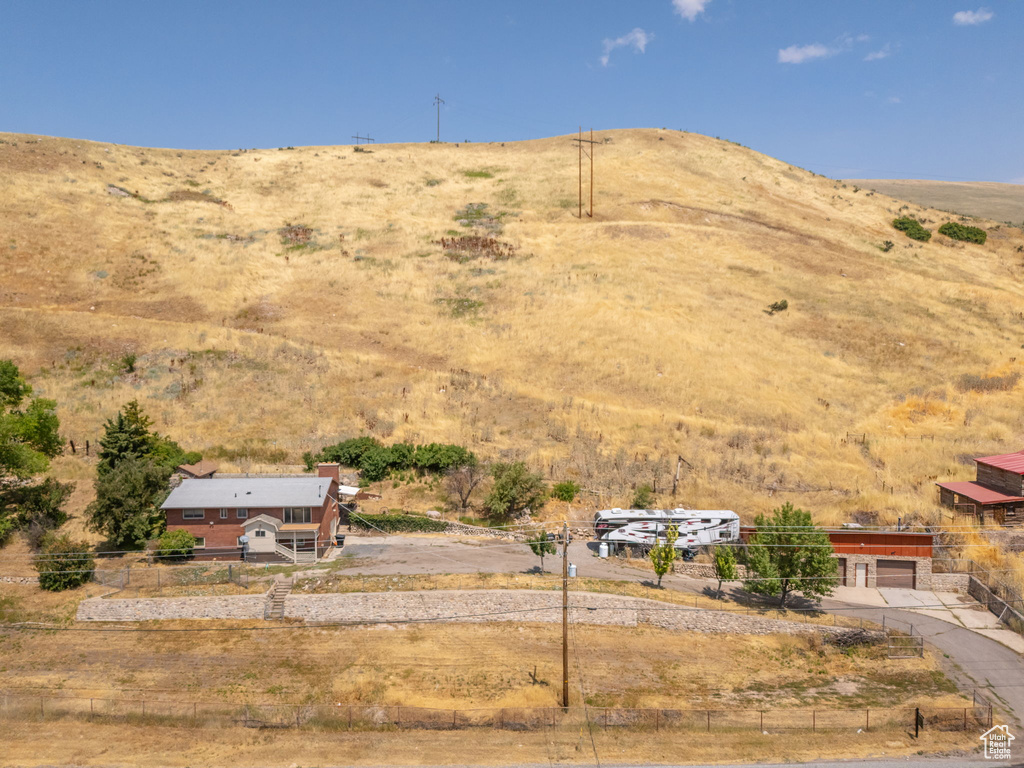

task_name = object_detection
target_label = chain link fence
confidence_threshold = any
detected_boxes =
[0,693,992,734]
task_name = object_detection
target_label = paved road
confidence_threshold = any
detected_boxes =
[330,533,1024,727]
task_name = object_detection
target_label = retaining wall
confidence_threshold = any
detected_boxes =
[76,589,871,639]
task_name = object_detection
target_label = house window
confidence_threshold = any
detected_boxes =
[282,507,312,524]
[236,508,249,519]
[194,537,206,549]
[183,509,204,520]
[220,509,228,519]
[254,529,266,538]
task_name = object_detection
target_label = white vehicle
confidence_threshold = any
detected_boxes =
[593,508,740,553]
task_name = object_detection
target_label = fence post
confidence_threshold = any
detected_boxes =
[142,699,146,717]
[453,709,457,728]
[499,708,504,729]
[296,705,300,727]
[760,710,763,731]
[707,710,711,732]
[915,707,920,738]
[40,697,44,719]
[812,710,815,732]
[349,705,353,729]
[865,709,869,731]
[90,698,94,718]
[655,708,659,731]
[964,708,968,731]
[193,702,197,722]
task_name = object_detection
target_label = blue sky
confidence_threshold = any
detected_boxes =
[2,1,1021,182]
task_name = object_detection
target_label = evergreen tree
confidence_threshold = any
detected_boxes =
[742,503,838,607]
[86,457,171,549]
[97,400,154,475]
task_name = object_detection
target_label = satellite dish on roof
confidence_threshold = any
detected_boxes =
[238,535,249,544]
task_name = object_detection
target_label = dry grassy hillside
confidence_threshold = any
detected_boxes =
[3,129,1024,526]
[847,179,1024,225]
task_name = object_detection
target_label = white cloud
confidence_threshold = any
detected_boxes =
[778,43,832,64]
[953,8,994,25]
[601,28,652,67]
[672,0,710,22]
[886,96,902,104]
[865,44,891,61]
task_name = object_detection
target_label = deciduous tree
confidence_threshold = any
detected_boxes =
[649,524,678,588]
[483,462,545,522]
[742,503,838,607]
[526,530,556,572]
[713,544,737,599]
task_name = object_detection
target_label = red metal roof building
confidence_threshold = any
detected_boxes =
[936,450,1024,526]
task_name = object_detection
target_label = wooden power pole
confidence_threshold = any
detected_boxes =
[572,128,597,219]
[433,94,445,143]
[562,521,570,709]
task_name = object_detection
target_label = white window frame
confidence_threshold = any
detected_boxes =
[254,529,266,538]
[236,508,249,519]
[194,537,206,549]
[220,509,228,519]
[183,509,204,520]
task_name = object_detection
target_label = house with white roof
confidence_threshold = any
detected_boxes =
[161,463,358,562]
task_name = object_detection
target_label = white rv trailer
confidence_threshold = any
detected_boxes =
[593,508,740,553]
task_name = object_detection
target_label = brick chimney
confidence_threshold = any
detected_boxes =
[317,463,340,483]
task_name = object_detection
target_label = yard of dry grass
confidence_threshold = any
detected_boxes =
[0,620,964,711]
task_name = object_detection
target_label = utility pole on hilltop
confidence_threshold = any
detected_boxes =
[433,94,445,143]
[571,127,597,219]
[562,521,570,709]
[351,134,375,145]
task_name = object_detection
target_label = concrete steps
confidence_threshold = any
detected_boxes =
[264,577,293,620]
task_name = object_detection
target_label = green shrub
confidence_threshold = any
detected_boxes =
[892,217,931,242]
[938,222,987,244]
[35,534,95,591]
[306,438,475,482]
[156,529,195,561]
[352,513,446,533]
[551,481,580,502]
[632,484,655,509]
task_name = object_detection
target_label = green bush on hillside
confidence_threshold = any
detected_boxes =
[892,217,931,242]
[351,513,447,533]
[305,438,475,483]
[551,481,580,502]
[938,222,987,244]
[35,534,95,591]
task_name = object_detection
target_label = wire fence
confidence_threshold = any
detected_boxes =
[0,693,991,734]
[92,562,252,597]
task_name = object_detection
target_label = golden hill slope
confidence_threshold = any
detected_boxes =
[847,179,1024,225]
[2,129,1023,523]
